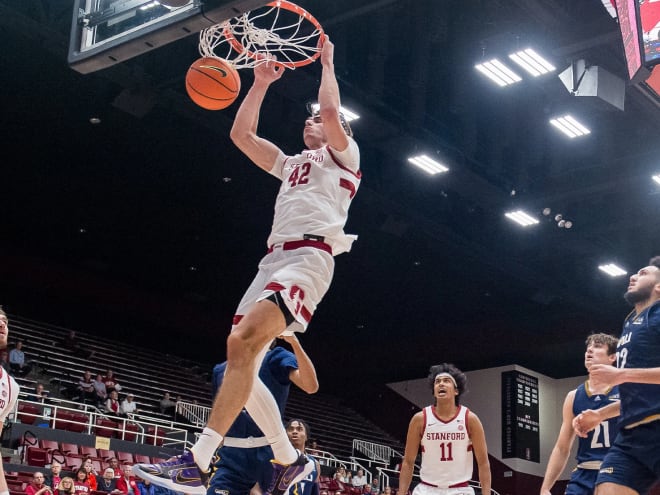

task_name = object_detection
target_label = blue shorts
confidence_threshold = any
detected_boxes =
[596,421,660,494]
[564,468,597,495]
[207,446,274,495]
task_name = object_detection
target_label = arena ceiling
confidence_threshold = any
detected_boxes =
[2,0,660,398]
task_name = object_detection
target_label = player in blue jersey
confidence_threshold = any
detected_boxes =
[573,256,660,495]
[205,335,318,495]
[540,333,619,495]
[285,419,320,495]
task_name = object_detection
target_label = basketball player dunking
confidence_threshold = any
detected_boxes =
[398,364,491,495]
[133,34,360,495]
[0,308,21,495]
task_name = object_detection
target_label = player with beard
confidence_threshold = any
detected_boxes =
[573,256,660,495]
[398,363,490,495]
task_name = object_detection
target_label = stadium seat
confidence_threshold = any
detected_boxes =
[95,418,118,438]
[122,422,139,442]
[116,451,134,465]
[97,449,115,461]
[60,443,80,456]
[26,447,49,467]
[66,456,83,471]
[67,412,90,433]
[79,446,99,459]
[133,454,150,464]
[39,439,59,454]
[17,403,41,425]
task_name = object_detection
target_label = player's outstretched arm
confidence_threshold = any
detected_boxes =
[397,413,423,495]
[283,334,319,394]
[317,35,349,153]
[540,390,577,495]
[230,56,285,172]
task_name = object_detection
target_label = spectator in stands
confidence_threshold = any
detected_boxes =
[363,485,373,495]
[105,389,121,417]
[9,340,33,377]
[46,460,63,489]
[0,349,10,372]
[135,477,178,495]
[64,330,93,359]
[370,478,380,495]
[93,373,108,406]
[103,370,121,395]
[77,370,96,405]
[97,468,121,494]
[83,457,99,491]
[73,468,90,495]
[55,477,75,495]
[28,382,51,404]
[120,393,140,416]
[345,470,352,486]
[352,469,367,488]
[382,487,392,495]
[26,472,54,495]
[117,464,139,495]
[107,458,122,478]
[158,392,176,416]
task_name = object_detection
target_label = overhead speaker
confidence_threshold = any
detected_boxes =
[558,59,625,111]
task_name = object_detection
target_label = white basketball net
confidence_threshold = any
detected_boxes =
[199,1,323,69]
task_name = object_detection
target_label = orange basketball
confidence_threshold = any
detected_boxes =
[185,57,241,110]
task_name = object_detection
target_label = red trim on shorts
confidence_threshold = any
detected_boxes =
[267,239,332,255]
[232,315,243,326]
[420,481,469,488]
[265,282,286,292]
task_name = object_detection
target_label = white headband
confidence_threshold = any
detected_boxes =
[435,372,458,388]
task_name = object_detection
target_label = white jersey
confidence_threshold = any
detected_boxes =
[419,405,473,488]
[268,139,361,256]
[0,366,20,422]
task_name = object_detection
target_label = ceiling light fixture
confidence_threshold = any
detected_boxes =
[549,115,591,138]
[509,48,556,76]
[308,103,359,121]
[598,263,627,277]
[653,174,660,185]
[505,210,539,227]
[475,59,522,87]
[407,154,449,175]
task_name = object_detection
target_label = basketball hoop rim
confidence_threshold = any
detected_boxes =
[221,0,324,69]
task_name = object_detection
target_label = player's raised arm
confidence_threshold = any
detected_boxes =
[230,56,286,172]
[317,36,350,153]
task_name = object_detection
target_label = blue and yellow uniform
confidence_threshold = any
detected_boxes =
[288,454,319,495]
[207,347,298,495]
[565,382,619,495]
[597,300,660,494]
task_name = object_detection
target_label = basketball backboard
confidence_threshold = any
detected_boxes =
[68,0,267,74]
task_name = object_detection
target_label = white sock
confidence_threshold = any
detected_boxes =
[190,427,223,469]
[246,378,298,464]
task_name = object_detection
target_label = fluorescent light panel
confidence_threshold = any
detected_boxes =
[407,154,449,175]
[309,103,359,121]
[505,210,539,227]
[509,48,556,76]
[549,115,591,138]
[598,264,627,277]
[475,59,522,87]
[653,174,660,185]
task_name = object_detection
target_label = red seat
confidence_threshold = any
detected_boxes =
[80,446,99,459]
[133,454,150,464]
[17,403,41,425]
[7,480,26,492]
[116,451,134,464]
[26,447,49,467]
[39,439,59,454]
[122,422,139,442]
[60,443,80,456]
[146,426,165,446]
[67,412,90,433]
[97,449,116,461]
[52,409,75,430]
[95,418,118,438]
[66,455,83,471]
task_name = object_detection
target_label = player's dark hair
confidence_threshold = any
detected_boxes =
[0,307,5,319]
[650,256,660,272]
[285,418,311,445]
[427,363,467,405]
[585,333,618,355]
